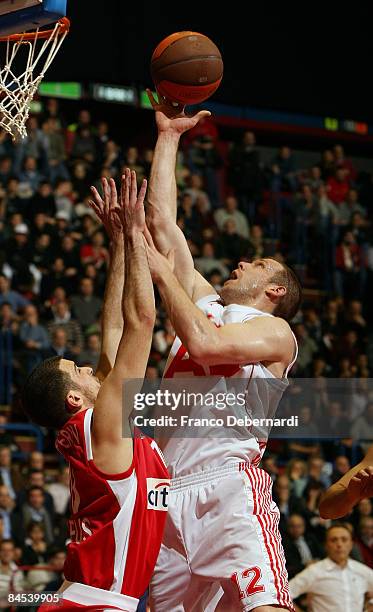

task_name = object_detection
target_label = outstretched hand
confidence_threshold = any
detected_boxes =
[347,467,373,504]
[143,225,175,282]
[89,178,122,241]
[147,89,211,136]
[119,168,147,236]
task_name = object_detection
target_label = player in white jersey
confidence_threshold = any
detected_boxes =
[144,92,301,612]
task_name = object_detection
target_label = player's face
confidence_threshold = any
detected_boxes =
[220,258,283,304]
[326,528,353,563]
[59,359,101,405]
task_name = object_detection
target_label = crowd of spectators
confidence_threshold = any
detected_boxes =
[0,98,372,607]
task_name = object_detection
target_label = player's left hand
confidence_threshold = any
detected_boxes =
[89,177,122,241]
[143,225,175,282]
[147,89,211,136]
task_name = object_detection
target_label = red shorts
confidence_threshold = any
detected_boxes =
[38,582,138,612]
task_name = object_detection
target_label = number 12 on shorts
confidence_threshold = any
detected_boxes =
[231,567,265,599]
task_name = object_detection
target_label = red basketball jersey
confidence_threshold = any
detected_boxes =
[55,408,170,599]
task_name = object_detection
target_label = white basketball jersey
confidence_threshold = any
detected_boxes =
[161,294,297,478]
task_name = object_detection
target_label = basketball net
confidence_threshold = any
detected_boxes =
[0,17,69,140]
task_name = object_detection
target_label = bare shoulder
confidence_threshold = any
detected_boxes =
[244,315,295,363]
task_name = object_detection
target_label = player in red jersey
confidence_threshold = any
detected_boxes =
[21,169,169,612]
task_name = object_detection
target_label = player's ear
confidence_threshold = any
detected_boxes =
[266,285,286,300]
[65,391,84,414]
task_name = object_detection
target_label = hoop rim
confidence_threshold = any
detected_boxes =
[0,16,70,42]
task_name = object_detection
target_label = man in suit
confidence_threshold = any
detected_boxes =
[282,513,324,578]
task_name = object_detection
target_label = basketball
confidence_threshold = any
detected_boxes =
[151,31,223,105]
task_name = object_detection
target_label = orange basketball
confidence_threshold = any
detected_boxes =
[151,31,223,105]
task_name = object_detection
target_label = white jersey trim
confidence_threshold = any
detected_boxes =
[62,581,139,610]
[84,408,94,461]
[109,473,138,594]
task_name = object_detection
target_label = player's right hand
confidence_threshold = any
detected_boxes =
[146,89,211,136]
[347,466,373,504]
[89,177,122,241]
[119,168,147,236]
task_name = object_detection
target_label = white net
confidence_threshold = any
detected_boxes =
[0,19,68,140]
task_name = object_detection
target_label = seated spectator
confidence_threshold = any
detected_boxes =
[46,301,83,355]
[301,481,330,540]
[60,235,80,279]
[77,333,101,370]
[355,517,373,569]
[70,277,102,330]
[214,195,250,239]
[0,485,15,538]
[71,127,97,165]
[282,513,324,578]
[0,539,25,605]
[27,181,56,220]
[327,167,350,204]
[293,323,318,376]
[18,156,44,194]
[19,305,50,373]
[54,179,74,222]
[40,258,71,301]
[16,470,55,518]
[333,144,356,182]
[187,134,222,207]
[351,402,373,443]
[288,406,321,459]
[194,242,230,279]
[0,447,23,498]
[21,521,48,566]
[47,466,69,518]
[270,145,297,192]
[11,486,54,546]
[42,118,70,184]
[228,130,262,213]
[80,230,109,269]
[286,458,308,497]
[215,219,253,265]
[4,223,32,283]
[43,547,66,593]
[183,173,211,209]
[272,475,303,532]
[331,455,351,484]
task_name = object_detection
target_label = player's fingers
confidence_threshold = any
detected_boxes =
[90,186,103,208]
[365,466,373,476]
[137,179,147,206]
[109,178,118,209]
[102,178,110,211]
[124,168,130,206]
[87,200,101,217]
[146,89,158,108]
[130,170,137,206]
[195,110,211,120]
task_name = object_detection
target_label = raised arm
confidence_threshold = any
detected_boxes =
[144,232,294,367]
[319,445,373,519]
[146,91,214,300]
[91,170,154,474]
[89,178,124,381]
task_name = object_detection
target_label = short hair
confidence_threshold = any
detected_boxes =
[326,523,352,539]
[269,262,302,321]
[21,357,77,429]
[27,521,45,536]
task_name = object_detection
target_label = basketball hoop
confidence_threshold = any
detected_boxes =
[0,16,69,140]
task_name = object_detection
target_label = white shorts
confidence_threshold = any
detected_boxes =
[150,463,294,612]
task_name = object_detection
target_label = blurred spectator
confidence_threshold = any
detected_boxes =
[77,333,101,370]
[0,539,25,605]
[43,547,66,592]
[282,513,324,578]
[228,130,262,218]
[214,196,250,239]
[272,475,303,531]
[21,521,48,566]
[215,219,252,265]
[0,447,22,498]
[70,277,102,330]
[0,485,15,537]
[46,301,83,355]
[11,486,54,546]
[19,305,50,373]
[289,524,373,612]
[195,242,230,279]
[327,167,350,204]
[47,466,69,518]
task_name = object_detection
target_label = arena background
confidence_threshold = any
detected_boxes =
[0,1,373,609]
